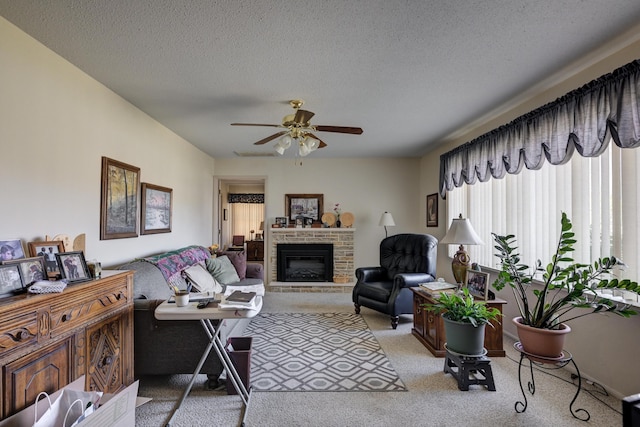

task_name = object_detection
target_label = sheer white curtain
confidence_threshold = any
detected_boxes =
[231,203,264,243]
[447,142,640,281]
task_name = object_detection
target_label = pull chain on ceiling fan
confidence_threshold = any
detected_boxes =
[231,99,363,157]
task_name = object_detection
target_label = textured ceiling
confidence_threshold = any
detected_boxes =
[2,1,640,158]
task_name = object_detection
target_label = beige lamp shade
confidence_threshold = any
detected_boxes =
[379,212,396,226]
[440,216,484,245]
[379,211,395,238]
[441,214,483,284]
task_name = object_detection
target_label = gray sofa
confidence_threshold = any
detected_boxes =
[118,245,264,387]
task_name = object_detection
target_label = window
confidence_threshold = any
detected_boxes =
[231,202,264,242]
[446,141,640,282]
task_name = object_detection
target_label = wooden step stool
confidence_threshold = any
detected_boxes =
[444,348,496,391]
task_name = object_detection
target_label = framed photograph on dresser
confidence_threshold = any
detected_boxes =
[0,239,25,261]
[0,264,24,297]
[3,256,47,286]
[56,251,91,283]
[28,241,65,277]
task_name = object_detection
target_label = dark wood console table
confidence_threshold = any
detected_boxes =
[247,240,264,261]
[411,287,506,357]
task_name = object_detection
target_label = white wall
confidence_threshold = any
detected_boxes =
[0,17,215,267]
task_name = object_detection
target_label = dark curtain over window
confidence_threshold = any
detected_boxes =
[228,193,264,204]
[440,59,640,198]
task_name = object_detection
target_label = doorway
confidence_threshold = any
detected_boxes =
[215,177,266,260]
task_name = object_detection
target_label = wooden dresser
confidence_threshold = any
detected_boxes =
[0,270,134,419]
[411,287,506,357]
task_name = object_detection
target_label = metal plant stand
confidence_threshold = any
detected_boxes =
[513,342,590,421]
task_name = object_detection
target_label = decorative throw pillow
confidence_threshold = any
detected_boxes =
[205,255,241,285]
[216,250,247,280]
[182,264,223,293]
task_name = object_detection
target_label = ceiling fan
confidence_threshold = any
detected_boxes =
[231,100,363,156]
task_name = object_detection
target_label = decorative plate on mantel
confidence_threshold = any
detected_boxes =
[321,212,336,226]
[340,212,355,227]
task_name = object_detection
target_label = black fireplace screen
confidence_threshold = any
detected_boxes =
[277,243,333,282]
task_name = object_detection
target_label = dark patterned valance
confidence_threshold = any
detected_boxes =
[228,193,264,204]
[439,59,640,198]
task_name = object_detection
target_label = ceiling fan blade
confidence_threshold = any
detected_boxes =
[231,123,281,127]
[254,131,288,145]
[306,133,327,148]
[293,109,315,125]
[315,125,363,135]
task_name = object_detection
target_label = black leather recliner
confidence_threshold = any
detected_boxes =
[353,233,438,329]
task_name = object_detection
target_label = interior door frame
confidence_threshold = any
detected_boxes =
[213,176,266,254]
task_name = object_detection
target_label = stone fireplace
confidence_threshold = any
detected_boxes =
[269,228,355,292]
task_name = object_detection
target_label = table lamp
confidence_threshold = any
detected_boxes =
[440,214,483,284]
[379,212,395,238]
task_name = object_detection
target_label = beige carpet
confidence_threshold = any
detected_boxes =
[135,292,623,427]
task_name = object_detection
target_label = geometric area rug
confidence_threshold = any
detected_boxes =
[243,313,407,392]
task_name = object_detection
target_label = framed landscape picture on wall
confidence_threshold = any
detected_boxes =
[285,194,323,224]
[141,183,172,235]
[100,157,140,240]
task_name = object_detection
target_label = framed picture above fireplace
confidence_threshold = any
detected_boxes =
[285,194,323,224]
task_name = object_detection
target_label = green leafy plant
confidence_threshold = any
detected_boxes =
[492,212,639,329]
[423,288,502,327]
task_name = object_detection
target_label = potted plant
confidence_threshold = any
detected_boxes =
[492,212,639,358]
[423,288,502,355]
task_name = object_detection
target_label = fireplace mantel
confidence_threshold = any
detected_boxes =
[268,228,355,292]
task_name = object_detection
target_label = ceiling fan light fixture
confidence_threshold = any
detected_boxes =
[298,141,311,157]
[232,99,363,155]
[280,135,292,149]
[303,136,320,151]
[275,143,286,155]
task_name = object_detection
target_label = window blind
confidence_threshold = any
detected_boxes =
[447,142,640,282]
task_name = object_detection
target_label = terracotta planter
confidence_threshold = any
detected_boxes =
[443,316,486,356]
[512,317,571,358]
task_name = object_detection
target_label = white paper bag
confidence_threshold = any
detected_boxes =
[33,388,102,427]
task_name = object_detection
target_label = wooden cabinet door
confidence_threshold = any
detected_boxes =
[3,338,72,418]
[424,305,440,349]
[247,241,264,261]
[85,311,132,394]
[413,294,426,337]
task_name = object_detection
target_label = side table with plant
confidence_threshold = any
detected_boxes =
[423,288,502,356]
[492,212,639,357]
